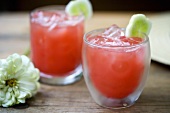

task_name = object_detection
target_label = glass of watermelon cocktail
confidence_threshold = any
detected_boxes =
[30,6,84,85]
[82,25,150,109]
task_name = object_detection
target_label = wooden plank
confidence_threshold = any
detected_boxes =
[1,65,170,113]
[0,12,170,113]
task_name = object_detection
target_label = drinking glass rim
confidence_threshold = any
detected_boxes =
[30,5,84,27]
[30,5,84,17]
[83,28,149,49]
[30,5,66,14]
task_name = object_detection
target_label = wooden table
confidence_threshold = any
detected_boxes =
[0,12,170,113]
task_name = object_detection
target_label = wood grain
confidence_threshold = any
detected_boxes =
[0,12,170,113]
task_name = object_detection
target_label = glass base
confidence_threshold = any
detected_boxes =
[39,65,83,85]
[96,97,136,109]
[84,75,142,109]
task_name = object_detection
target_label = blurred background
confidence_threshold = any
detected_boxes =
[0,0,170,12]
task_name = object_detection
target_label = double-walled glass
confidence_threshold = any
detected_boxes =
[82,28,150,109]
[30,6,84,85]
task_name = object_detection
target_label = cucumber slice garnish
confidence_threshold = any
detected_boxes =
[65,0,93,19]
[125,14,152,37]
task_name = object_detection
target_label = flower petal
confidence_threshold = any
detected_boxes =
[2,95,16,107]
[18,90,27,98]
[0,90,5,101]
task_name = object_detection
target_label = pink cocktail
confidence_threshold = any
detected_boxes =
[30,6,84,85]
[82,25,150,108]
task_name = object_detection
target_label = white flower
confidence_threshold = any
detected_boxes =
[0,53,40,107]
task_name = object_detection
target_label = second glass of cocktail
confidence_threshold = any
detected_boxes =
[30,5,84,85]
[82,25,150,109]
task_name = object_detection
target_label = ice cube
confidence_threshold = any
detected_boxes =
[102,24,122,39]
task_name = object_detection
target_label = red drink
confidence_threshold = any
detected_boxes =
[82,25,150,108]
[30,6,84,85]
[86,36,144,99]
